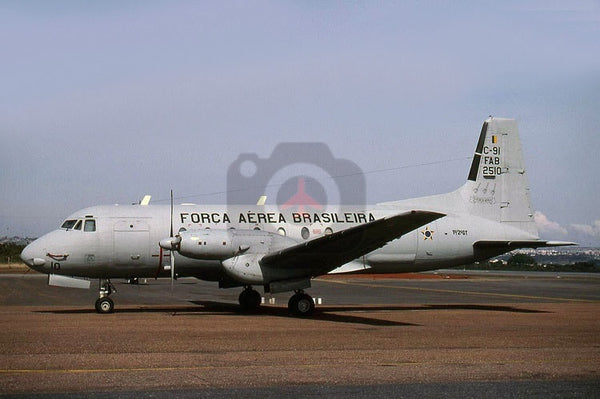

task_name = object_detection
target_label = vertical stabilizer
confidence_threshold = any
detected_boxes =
[460,117,537,236]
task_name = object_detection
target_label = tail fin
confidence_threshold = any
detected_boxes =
[379,117,539,237]
[459,117,537,236]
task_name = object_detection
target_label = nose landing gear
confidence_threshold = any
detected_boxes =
[95,279,116,314]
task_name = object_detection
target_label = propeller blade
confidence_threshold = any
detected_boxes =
[170,189,175,290]
[154,246,163,280]
[170,189,174,238]
[170,248,175,290]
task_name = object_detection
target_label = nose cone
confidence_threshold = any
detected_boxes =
[20,242,46,268]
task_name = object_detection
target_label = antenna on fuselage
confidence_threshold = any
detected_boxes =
[140,195,152,206]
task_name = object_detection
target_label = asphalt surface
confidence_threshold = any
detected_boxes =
[0,272,599,397]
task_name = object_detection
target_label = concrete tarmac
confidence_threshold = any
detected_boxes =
[0,272,599,397]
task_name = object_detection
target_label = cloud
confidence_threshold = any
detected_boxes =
[570,220,600,237]
[534,211,568,235]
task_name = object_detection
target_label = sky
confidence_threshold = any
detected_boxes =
[1,1,599,245]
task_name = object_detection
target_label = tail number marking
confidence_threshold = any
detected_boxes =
[482,146,502,177]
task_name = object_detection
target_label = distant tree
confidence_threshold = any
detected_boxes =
[0,244,26,263]
[569,262,597,272]
[507,253,536,266]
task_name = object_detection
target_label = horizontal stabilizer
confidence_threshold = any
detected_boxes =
[261,210,445,275]
[474,240,577,249]
[543,241,578,247]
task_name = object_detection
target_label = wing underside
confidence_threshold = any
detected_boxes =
[260,210,445,276]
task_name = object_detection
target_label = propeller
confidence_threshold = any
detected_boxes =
[158,190,181,289]
[170,189,174,288]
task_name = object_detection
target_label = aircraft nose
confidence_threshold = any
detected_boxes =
[20,242,46,267]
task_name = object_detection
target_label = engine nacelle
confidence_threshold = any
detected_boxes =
[221,253,265,284]
[177,229,237,260]
[177,228,296,261]
[219,230,298,284]
[177,228,299,284]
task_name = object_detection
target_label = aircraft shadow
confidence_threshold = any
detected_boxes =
[36,302,547,327]
[188,301,418,326]
[321,304,549,314]
[420,304,549,313]
[37,302,415,327]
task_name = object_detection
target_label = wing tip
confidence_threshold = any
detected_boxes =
[544,241,578,247]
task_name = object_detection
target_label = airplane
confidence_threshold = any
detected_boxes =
[20,117,574,316]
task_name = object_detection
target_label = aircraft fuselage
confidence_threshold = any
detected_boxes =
[23,203,533,280]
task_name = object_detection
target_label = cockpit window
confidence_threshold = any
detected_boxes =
[74,220,82,230]
[84,220,96,232]
[61,220,77,230]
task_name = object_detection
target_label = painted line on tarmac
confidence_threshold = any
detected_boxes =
[0,366,214,375]
[317,279,598,303]
[0,364,356,376]
[1,358,597,376]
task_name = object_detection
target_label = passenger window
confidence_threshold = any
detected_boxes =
[301,227,310,240]
[84,220,96,232]
[74,220,82,230]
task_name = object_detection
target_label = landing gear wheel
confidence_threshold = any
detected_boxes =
[95,297,114,314]
[288,293,315,316]
[288,294,299,313]
[239,288,261,312]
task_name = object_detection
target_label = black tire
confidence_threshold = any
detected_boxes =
[289,293,314,316]
[239,289,261,311]
[249,289,261,308]
[95,297,114,314]
[288,294,300,314]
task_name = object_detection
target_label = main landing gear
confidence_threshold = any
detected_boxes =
[238,287,315,316]
[238,286,262,312]
[288,290,315,317]
[95,278,116,314]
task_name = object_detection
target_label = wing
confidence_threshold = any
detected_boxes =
[260,210,445,276]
